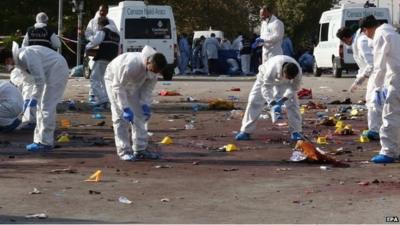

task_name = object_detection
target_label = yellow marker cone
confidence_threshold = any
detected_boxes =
[335,120,345,129]
[85,170,102,182]
[300,106,306,114]
[359,135,370,143]
[316,136,328,144]
[225,144,239,152]
[160,136,173,145]
[334,127,344,135]
[57,135,70,143]
[350,109,359,116]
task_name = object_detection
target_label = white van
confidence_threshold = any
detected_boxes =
[108,1,178,74]
[313,4,390,77]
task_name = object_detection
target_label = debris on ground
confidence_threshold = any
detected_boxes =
[292,140,349,167]
[229,87,241,91]
[320,166,331,171]
[219,144,239,152]
[154,165,173,169]
[57,133,70,143]
[297,88,313,99]
[161,198,170,202]
[88,190,101,195]
[160,136,173,145]
[223,168,239,172]
[319,117,336,126]
[159,90,181,96]
[96,121,106,126]
[50,167,77,174]
[304,101,327,109]
[29,188,41,195]
[60,118,71,128]
[329,98,352,105]
[208,99,235,110]
[85,170,102,182]
[25,213,48,219]
[118,196,133,204]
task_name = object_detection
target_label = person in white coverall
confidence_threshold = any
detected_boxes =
[85,4,117,104]
[86,17,120,107]
[202,33,220,75]
[235,55,303,141]
[336,26,381,141]
[0,80,23,132]
[104,46,171,161]
[22,12,61,51]
[0,42,69,152]
[258,5,284,63]
[359,15,400,163]
[10,68,36,129]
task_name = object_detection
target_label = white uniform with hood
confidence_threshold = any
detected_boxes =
[10,68,36,126]
[86,24,120,105]
[85,12,117,41]
[240,55,302,134]
[104,46,157,157]
[12,43,69,146]
[260,15,284,63]
[0,81,23,127]
[371,23,400,158]
[351,29,382,133]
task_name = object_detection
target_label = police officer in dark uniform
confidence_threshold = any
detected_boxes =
[85,17,120,107]
[22,12,61,51]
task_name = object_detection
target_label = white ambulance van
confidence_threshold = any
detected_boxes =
[108,1,178,75]
[313,4,390,77]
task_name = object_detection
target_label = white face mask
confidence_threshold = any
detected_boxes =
[5,64,14,72]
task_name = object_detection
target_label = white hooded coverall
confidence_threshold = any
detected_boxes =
[104,46,157,157]
[10,68,36,126]
[13,43,69,146]
[86,24,120,105]
[0,81,23,128]
[371,24,400,158]
[260,15,284,63]
[240,55,302,134]
[351,29,382,133]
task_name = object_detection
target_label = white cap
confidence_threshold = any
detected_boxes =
[36,12,48,23]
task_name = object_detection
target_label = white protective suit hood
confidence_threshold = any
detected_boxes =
[36,12,48,24]
[12,42,20,66]
[141,45,157,65]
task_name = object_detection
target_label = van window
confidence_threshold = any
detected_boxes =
[125,18,172,39]
[320,23,329,42]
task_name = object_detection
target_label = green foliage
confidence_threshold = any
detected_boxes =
[0,0,337,57]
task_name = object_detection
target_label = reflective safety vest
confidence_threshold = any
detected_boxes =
[94,28,120,61]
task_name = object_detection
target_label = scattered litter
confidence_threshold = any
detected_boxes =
[57,133,70,143]
[329,98,352,105]
[118,196,133,204]
[185,96,197,102]
[60,119,71,128]
[208,99,235,110]
[185,123,195,130]
[334,147,352,155]
[229,87,241,91]
[192,161,200,165]
[316,136,328,145]
[319,117,336,126]
[229,110,244,119]
[259,114,270,120]
[161,198,170,202]
[96,121,106,126]
[50,167,77,174]
[25,213,47,219]
[85,170,102,182]
[372,179,380,184]
[154,165,173,169]
[88,190,101,195]
[290,151,307,162]
[320,166,331,170]
[227,95,240,102]
[92,113,105,119]
[192,104,203,112]
[29,188,41,195]
[358,181,370,186]
[159,90,181,96]
[297,88,313,99]
[223,168,239,171]
[219,144,239,152]
[160,136,173,145]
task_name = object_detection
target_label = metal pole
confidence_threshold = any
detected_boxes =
[76,1,84,66]
[58,0,63,54]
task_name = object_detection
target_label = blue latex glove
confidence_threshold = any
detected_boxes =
[28,99,38,107]
[123,107,134,122]
[276,97,288,106]
[142,104,151,121]
[271,104,282,114]
[374,90,384,106]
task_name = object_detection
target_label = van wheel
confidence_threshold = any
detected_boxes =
[313,61,322,77]
[332,59,342,78]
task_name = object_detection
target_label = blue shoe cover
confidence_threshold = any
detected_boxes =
[362,130,380,140]
[371,154,395,164]
[291,132,304,141]
[26,143,53,152]
[235,132,250,140]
